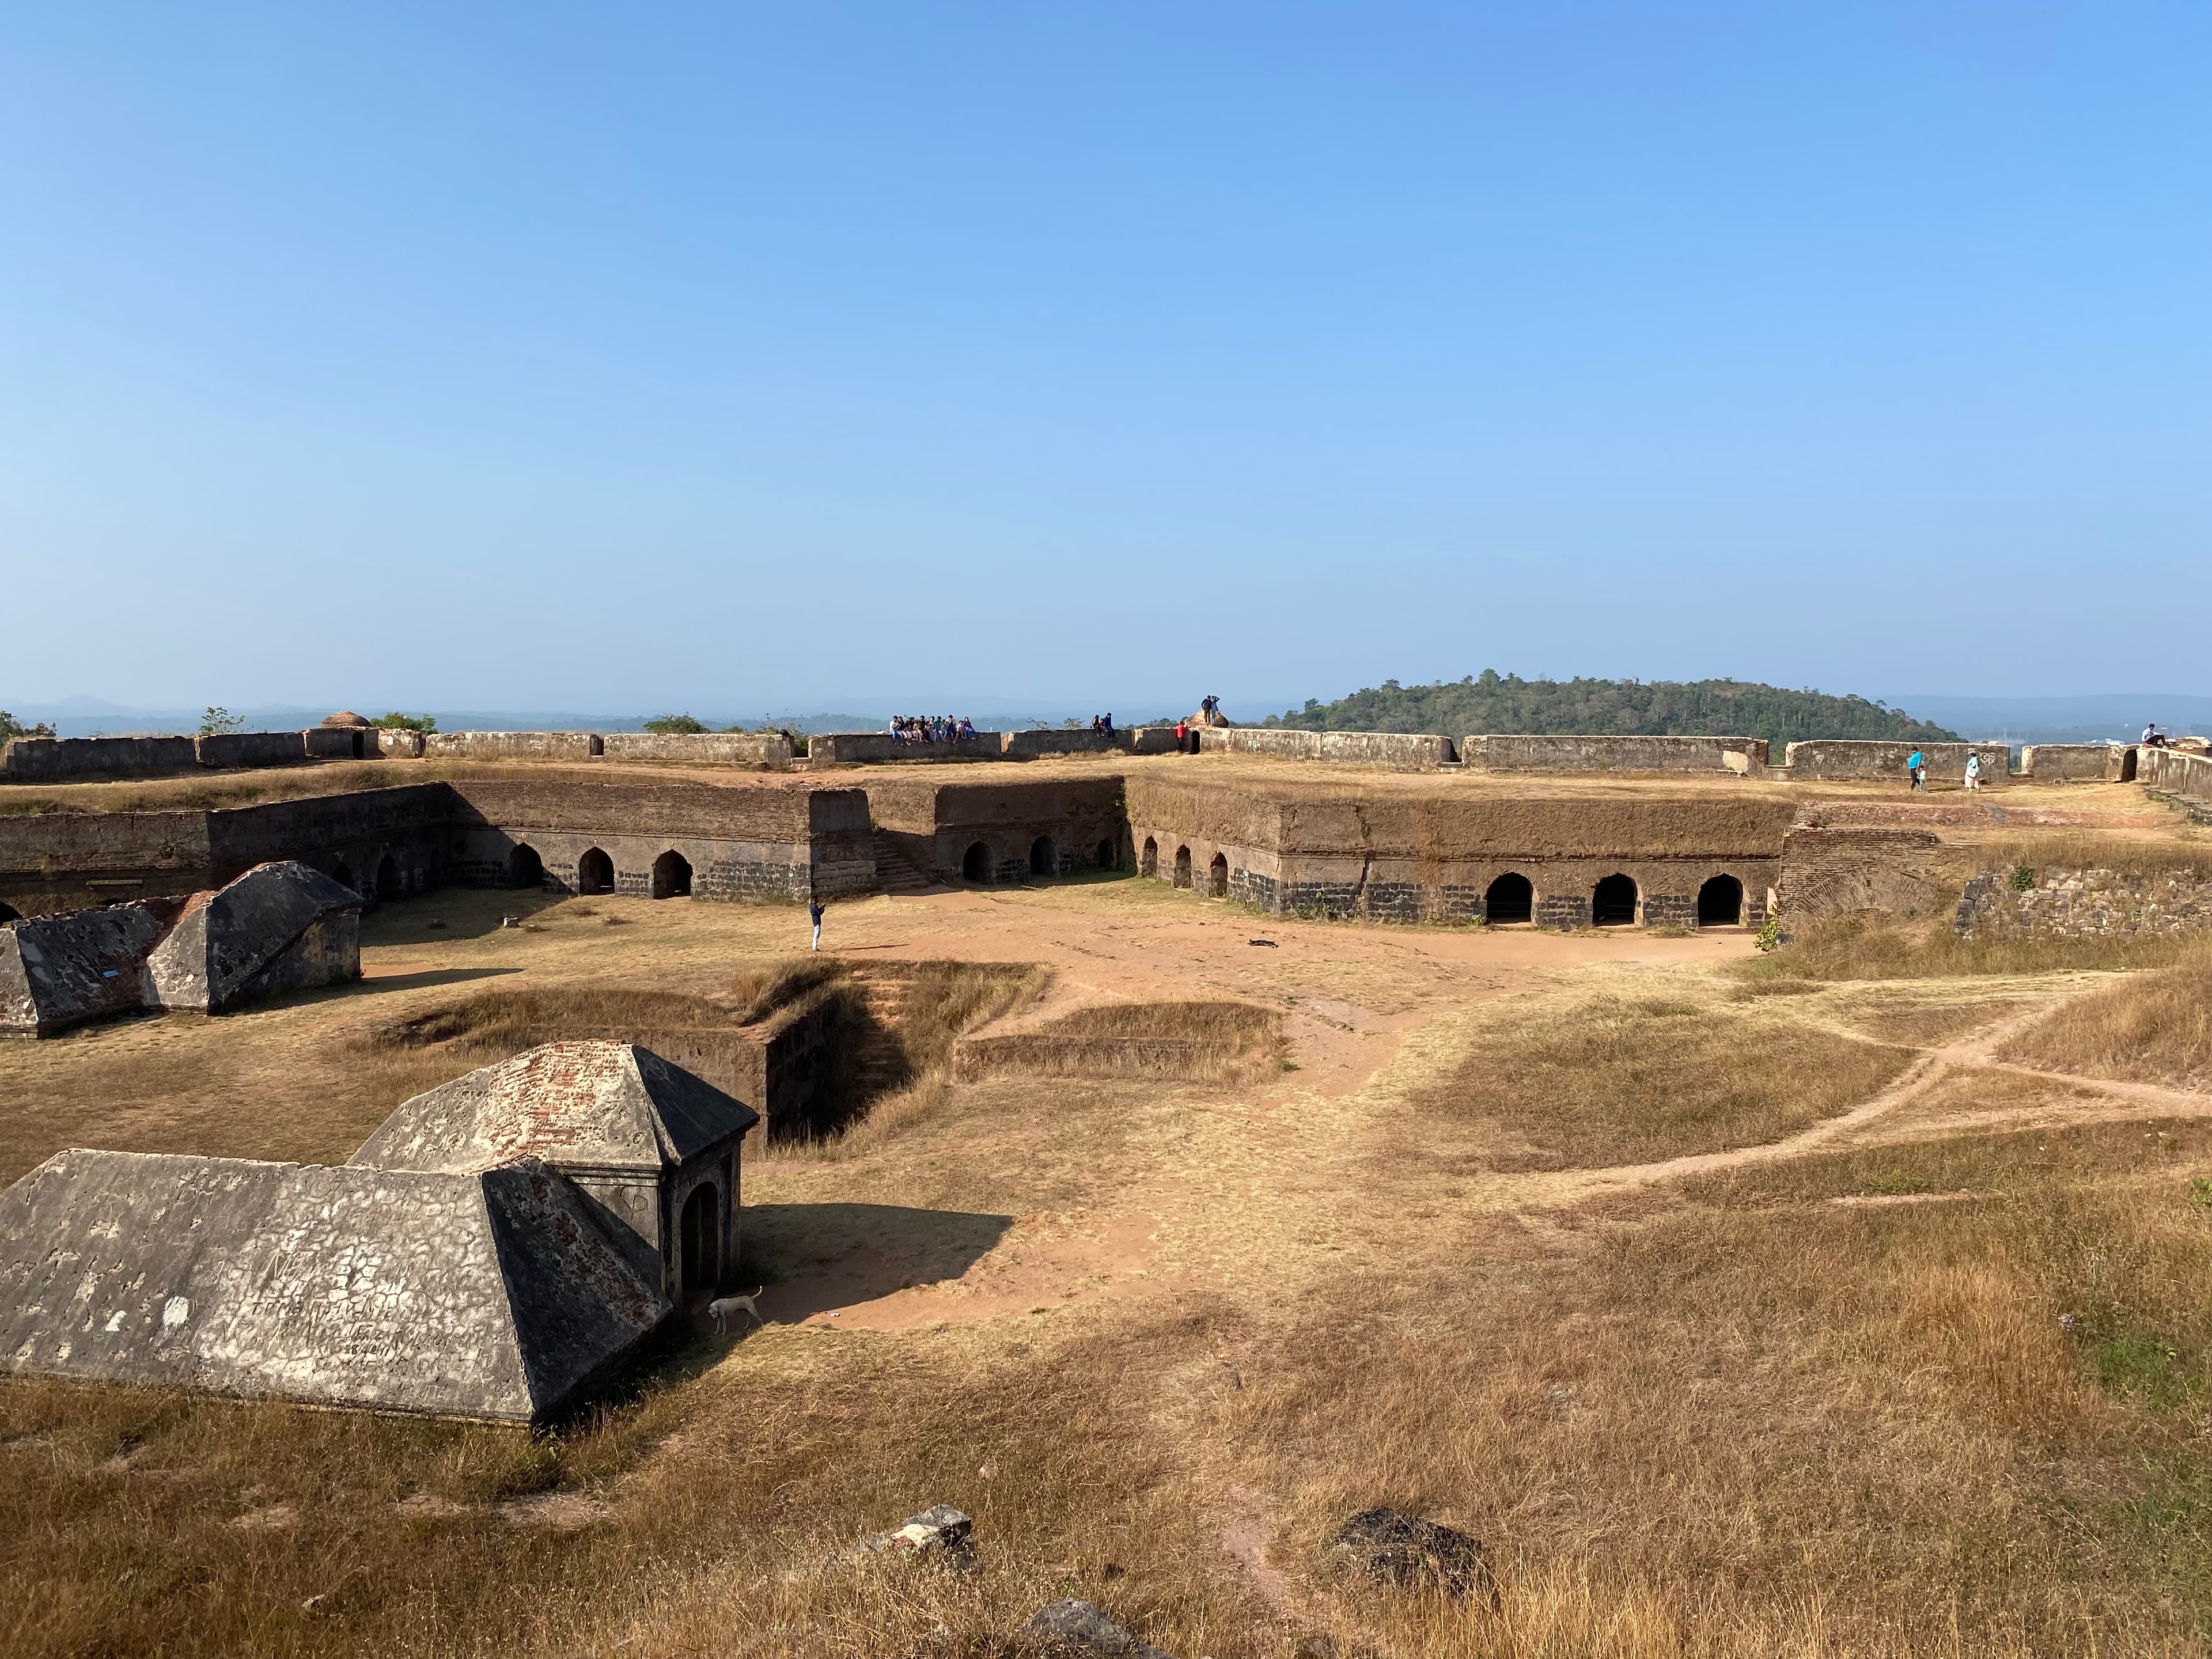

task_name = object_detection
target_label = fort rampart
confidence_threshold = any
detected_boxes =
[2140,747,2212,820]
[0,779,873,918]
[2018,743,2131,785]
[1123,778,1792,926]
[1460,733,1768,774]
[1782,740,2013,783]
[1196,728,1457,770]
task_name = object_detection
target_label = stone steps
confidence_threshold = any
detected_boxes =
[872,831,939,895]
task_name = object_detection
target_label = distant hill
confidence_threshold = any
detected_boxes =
[1264,673,1960,747]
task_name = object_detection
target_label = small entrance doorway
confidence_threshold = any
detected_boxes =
[1484,872,1533,924]
[579,848,614,895]
[652,850,692,899]
[1592,873,1638,926]
[679,1184,719,1295]
[1697,874,1744,927]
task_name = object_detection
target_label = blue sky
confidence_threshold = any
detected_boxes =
[4,3,2206,715]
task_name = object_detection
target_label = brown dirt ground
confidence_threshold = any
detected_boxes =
[6,847,2212,1657]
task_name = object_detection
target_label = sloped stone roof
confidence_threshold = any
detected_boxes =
[0,1149,666,1422]
[0,897,188,1037]
[145,861,362,1013]
[351,1041,759,1175]
[321,710,372,727]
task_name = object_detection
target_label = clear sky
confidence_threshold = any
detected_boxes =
[4,3,2206,715]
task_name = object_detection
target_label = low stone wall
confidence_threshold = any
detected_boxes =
[2019,743,2129,785]
[1956,863,2212,940]
[1000,730,1112,759]
[1461,734,1769,774]
[1782,740,2012,785]
[377,729,427,758]
[422,731,601,762]
[1200,728,1456,770]
[0,736,199,783]
[809,733,1002,766]
[2141,747,2212,819]
[600,732,790,768]
[195,732,307,770]
[304,728,366,760]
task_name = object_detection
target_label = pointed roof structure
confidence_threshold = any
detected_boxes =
[0,1149,665,1422]
[350,1041,759,1176]
[145,861,362,1013]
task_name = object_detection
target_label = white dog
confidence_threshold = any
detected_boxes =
[707,1287,766,1334]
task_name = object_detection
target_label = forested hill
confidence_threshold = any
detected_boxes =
[1264,673,1959,747]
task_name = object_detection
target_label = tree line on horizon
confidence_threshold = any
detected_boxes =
[1263,672,1960,747]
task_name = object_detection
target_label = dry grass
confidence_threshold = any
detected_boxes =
[1410,994,1915,1169]
[1226,1122,2212,1657]
[13,872,2212,1655]
[2001,950,2212,1093]
[1747,910,2201,983]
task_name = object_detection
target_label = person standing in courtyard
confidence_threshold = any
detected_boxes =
[1964,751,1982,791]
[1907,748,1925,790]
[809,894,826,951]
[1176,718,1188,754]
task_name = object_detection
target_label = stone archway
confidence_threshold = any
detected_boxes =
[375,855,401,902]
[1698,874,1744,927]
[1208,852,1229,897]
[578,848,614,895]
[509,844,544,890]
[1484,872,1533,924]
[331,861,356,895]
[1174,846,1192,889]
[1141,837,1158,877]
[963,841,993,883]
[1029,836,1056,877]
[1593,873,1638,926]
[652,850,692,899]
[0,900,20,925]
[1096,838,1116,870]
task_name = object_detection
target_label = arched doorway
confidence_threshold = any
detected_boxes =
[578,848,614,895]
[679,1183,719,1296]
[331,861,356,895]
[1096,839,1116,870]
[963,841,993,882]
[1484,872,1533,924]
[0,901,20,925]
[375,855,401,902]
[509,844,543,889]
[1174,846,1192,888]
[1697,874,1744,927]
[1029,836,1056,877]
[1209,853,1228,897]
[1141,837,1158,877]
[1592,873,1638,926]
[652,850,692,899]
[588,734,605,756]
[2120,748,2138,782]
[349,731,366,759]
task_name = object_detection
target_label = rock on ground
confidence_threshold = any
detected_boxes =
[1024,1598,1177,1658]
[1328,1506,1498,1605]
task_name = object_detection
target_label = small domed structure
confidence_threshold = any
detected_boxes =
[321,710,372,729]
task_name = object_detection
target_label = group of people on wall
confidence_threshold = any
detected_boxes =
[887,715,978,744]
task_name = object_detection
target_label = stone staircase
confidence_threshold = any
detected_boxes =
[841,964,917,1102]
[872,830,940,895]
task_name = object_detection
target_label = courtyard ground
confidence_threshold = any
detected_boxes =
[3,863,2210,1657]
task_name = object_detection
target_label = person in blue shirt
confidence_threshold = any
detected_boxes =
[809,896,827,951]
[1907,749,1925,790]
